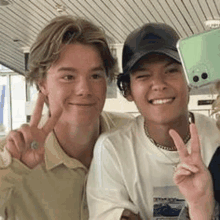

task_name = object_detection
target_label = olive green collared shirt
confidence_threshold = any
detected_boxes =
[0,111,133,220]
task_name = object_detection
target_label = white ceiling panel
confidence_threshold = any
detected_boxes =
[1,0,220,76]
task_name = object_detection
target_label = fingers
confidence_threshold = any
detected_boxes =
[6,139,20,159]
[6,124,35,157]
[176,162,199,173]
[173,163,199,184]
[29,91,63,136]
[18,124,33,147]
[29,92,45,127]
[41,106,63,136]
[6,130,25,159]
[169,129,188,159]
[121,209,142,220]
[169,123,202,163]
[189,123,201,158]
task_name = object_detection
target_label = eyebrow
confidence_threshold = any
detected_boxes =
[165,60,179,67]
[132,60,179,74]
[57,66,105,72]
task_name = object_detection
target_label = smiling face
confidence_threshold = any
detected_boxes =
[127,54,189,126]
[39,43,107,126]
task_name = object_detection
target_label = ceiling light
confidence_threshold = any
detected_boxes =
[204,20,220,29]
[0,0,10,6]
[55,3,66,13]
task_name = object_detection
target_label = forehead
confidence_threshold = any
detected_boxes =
[53,43,104,67]
[47,43,105,76]
[60,43,101,59]
[132,53,179,70]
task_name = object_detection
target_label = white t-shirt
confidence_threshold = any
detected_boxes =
[87,113,220,220]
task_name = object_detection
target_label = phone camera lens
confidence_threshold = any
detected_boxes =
[193,75,199,82]
[201,72,208,79]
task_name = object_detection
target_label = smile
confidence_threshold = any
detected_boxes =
[150,98,174,105]
[69,103,95,106]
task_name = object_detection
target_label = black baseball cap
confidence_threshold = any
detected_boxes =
[122,23,181,75]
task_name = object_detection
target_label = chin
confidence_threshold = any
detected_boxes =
[144,113,180,125]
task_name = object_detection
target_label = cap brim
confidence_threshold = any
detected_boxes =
[123,48,181,74]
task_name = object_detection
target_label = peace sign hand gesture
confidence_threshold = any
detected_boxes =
[5,92,62,169]
[169,124,214,220]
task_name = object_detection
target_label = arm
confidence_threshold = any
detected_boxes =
[169,124,215,220]
[87,138,140,220]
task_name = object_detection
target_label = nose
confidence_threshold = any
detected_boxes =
[75,78,92,97]
[151,74,167,91]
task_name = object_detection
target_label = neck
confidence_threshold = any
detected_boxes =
[144,113,190,150]
[53,119,100,168]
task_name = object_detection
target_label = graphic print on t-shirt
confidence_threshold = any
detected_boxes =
[153,186,185,220]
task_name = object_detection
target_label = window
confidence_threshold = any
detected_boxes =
[0,65,26,137]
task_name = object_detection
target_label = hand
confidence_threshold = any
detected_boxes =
[5,92,62,169]
[120,209,142,220]
[169,123,214,219]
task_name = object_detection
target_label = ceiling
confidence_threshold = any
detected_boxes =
[0,0,220,80]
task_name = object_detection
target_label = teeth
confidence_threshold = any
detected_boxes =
[152,98,173,105]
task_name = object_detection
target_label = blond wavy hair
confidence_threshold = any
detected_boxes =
[26,15,118,89]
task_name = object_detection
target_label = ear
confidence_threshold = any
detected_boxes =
[125,93,134,102]
[38,79,48,96]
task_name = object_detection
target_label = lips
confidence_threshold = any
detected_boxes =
[149,98,175,105]
[69,103,95,106]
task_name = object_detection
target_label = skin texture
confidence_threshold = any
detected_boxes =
[127,54,188,126]
[40,43,107,127]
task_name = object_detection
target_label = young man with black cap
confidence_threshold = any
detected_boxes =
[87,23,220,220]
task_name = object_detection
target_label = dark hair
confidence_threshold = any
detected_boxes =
[26,15,118,89]
[117,73,130,97]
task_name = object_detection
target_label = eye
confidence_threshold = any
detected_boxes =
[92,74,101,79]
[63,75,75,80]
[137,75,147,78]
[91,72,106,79]
[135,73,151,80]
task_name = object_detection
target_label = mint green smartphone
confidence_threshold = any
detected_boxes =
[177,28,220,88]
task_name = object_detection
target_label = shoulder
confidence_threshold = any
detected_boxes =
[100,111,135,132]
[194,112,216,124]
[194,112,219,135]
[194,112,220,164]
[96,115,143,152]
[93,116,145,171]
[0,138,6,150]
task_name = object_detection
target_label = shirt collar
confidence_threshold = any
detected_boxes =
[100,112,110,133]
[44,131,87,171]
